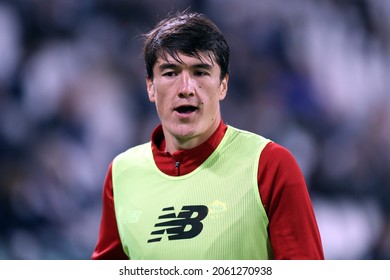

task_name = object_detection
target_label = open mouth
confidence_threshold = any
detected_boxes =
[174,105,198,114]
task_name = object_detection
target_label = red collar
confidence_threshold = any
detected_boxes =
[151,121,227,176]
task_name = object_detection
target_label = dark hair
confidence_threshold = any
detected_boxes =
[143,12,230,80]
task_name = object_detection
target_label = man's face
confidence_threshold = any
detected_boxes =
[147,51,228,152]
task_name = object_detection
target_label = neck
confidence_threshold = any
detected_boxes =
[164,119,222,154]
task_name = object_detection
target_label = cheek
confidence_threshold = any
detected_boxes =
[154,94,170,113]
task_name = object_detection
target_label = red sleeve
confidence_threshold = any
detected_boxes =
[91,162,128,260]
[258,142,324,260]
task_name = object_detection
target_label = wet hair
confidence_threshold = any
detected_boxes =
[143,11,230,81]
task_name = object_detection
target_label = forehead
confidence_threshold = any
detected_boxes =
[155,51,216,67]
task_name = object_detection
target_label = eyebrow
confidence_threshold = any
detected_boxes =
[158,63,178,72]
[158,63,213,72]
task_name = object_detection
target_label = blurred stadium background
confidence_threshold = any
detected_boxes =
[0,0,389,259]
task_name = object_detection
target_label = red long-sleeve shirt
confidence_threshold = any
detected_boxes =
[92,121,324,259]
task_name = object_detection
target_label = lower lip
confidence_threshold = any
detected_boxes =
[174,110,197,119]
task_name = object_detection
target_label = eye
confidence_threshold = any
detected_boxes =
[162,71,176,77]
[194,70,208,77]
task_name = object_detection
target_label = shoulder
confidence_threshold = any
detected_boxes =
[114,142,151,162]
[227,125,271,148]
[260,141,306,186]
[112,142,152,174]
[261,141,301,168]
[262,141,296,161]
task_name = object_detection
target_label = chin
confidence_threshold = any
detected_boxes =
[172,124,197,138]
[175,129,196,139]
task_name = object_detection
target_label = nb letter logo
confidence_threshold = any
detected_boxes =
[147,205,208,243]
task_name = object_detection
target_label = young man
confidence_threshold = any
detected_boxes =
[92,12,324,260]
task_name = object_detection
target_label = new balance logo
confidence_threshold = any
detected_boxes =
[147,205,208,243]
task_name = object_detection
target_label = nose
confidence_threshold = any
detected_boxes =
[178,71,195,98]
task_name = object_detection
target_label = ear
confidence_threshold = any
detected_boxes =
[219,74,229,101]
[146,78,155,102]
